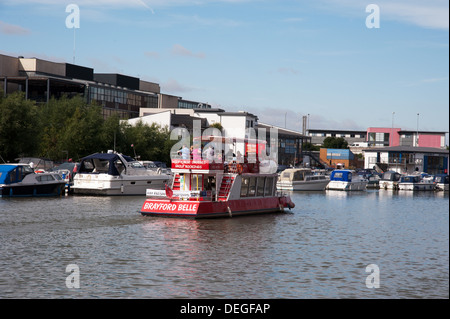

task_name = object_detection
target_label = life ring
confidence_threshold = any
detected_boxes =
[237,164,243,175]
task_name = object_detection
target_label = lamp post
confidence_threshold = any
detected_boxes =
[416,113,419,147]
[391,112,395,146]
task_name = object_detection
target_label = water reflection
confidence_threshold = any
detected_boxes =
[0,191,448,298]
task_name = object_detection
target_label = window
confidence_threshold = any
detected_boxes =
[248,177,256,196]
[240,177,249,197]
[257,177,265,197]
[264,177,274,196]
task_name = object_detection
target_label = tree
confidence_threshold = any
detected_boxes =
[0,92,40,162]
[323,137,349,149]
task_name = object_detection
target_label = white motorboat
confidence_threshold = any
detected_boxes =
[326,169,368,191]
[398,175,435,191]
[72,151,171,196]
[434,174,449,192]
[379,171,402,190]
[277,168,329,191]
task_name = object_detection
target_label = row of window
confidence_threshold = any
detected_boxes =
[240,176,275,197]
[311,133,364,138]
[87,86,158,108]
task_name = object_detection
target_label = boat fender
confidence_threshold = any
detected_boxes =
[157,168,161,175]
[227,206,232,218]
[237,164,243,175]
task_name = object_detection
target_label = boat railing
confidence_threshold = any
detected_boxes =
[146,189,214,201]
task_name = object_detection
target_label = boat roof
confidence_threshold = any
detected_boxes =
[80,152,135,162]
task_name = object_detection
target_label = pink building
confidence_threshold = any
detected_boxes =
[366,128,447,148]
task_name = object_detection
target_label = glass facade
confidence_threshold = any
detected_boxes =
[87,85,158,120]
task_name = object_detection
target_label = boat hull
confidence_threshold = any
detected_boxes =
[0,182,66,197]
[72,174,170,196]
[277,180,329,191]
[326,180,367,191]
[141,196,294,219]
[398,183,435,191]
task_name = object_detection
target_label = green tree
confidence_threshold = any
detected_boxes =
[323,137,349,149]
[0,92,40,162]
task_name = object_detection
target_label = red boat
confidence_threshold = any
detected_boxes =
[140,136,295,219]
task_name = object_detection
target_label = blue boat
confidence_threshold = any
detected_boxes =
[0,164,66,197]
[326,169,368,191]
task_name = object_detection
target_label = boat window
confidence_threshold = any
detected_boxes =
[282,172,290,179]
[240,177,249,197]
[257,177,265,197]
[333,172,343,179]
[8,169,18,183]
[36,175,55,182]
[248,177,256,196]
[264,177,274,196]
[347,173,352,181]
[293,171,304,181]
[191,174,203,191]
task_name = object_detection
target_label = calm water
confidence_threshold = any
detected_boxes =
[0,190,448,299]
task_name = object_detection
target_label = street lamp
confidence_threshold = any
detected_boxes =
[416,113,419,147]
[391,112,395,146]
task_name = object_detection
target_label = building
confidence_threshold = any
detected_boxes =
[127,108,311,167]
[308,129,367,146]
[0,53,210,120]
[309,127,447,150]
[364,146,449,175]
[319,148,361,169]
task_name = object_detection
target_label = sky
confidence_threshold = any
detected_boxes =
[1,0,448,137]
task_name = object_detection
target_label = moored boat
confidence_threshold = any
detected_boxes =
[398,175,435,191]
[72,151,171,196]
[0,164,66,197]
[140,136,295,218]
[326,169,368,191]
[379,171,402,190]
[434,174,449,192]
[276,168,329,191]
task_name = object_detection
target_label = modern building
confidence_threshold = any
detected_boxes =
[309,127,447,149]
[308,129,367,146]
[364,146,449,175]
[0,53,210,120]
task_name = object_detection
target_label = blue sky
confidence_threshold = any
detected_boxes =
[1,0,448,136]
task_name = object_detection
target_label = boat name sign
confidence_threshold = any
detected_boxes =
[142,201,199,213]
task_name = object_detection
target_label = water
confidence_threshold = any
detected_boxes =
[0,190,448,299]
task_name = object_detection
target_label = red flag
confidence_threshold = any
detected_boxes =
[165,184,173,199]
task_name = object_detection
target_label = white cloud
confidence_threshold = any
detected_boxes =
[171,44,205,59]
[0,21,31,35]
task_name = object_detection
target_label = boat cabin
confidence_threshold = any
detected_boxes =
[330,169,354,182]
[381,171,402,181]
[0,164,34,185]
[399,175,421,183]
[149,136,278,202]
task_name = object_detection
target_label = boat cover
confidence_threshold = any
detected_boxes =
[78,153,135,176]
[0,165,16,184]
[330,169,353,182]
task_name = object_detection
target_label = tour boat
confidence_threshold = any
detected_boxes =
[140,136,295,218]
[397,175,435,191]
[326,169,368,191]
[0,164,66,197]
[276,168,329,191]
[72,151,171,196]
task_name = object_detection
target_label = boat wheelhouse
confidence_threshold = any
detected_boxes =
[326,169,368,191]
[72,151,171,196]
[276,168,329,191]
[140,136,295,218]
[0,164,66,197]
